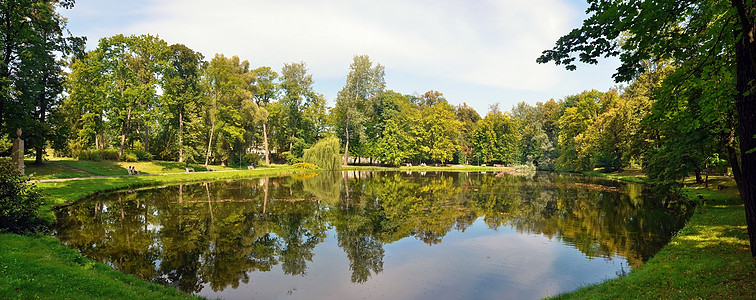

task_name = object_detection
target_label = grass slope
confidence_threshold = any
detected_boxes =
[551,173,756,299]
[2,160,313,299]
[0,234,196,299]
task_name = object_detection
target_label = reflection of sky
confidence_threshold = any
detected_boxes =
[199,218,629,300]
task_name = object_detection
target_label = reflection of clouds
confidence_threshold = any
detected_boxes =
[203,221,629,300]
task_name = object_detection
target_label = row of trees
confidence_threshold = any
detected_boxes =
[4,27,739,183]
[55,34,525,168]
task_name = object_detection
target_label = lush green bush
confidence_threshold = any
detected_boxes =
[283,151,302,164]
[73,149,120,161]
[131,149,153,161]
[122,152,138,162]
[0,158,46,233]
[244,152,261,166]
[292,162,319,169]
[303,137,342,170]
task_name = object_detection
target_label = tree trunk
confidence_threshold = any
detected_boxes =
[119,107,132,160]
[694,166,703,184]
[263,122,270,164]
[343,127,350,166]
[178,105,184,162]
[205,119,215,168]
[732,0,756,256]
[143,123,149,152]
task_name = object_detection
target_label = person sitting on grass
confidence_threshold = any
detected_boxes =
[132,166,139,175]
[128,166,133,175]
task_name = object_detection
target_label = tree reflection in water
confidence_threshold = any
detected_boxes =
[54,172,692,294]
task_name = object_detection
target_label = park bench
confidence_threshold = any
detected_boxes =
[206,167,214,171]
[247,165,255,170]
[185,167,195,172]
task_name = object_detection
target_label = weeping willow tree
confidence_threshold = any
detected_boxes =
[303,137,343,170]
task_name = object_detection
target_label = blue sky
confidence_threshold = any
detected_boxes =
[59,0,621,115]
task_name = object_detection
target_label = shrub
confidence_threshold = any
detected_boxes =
[73,149,120,161]
[244,152,260,166]
[132,149,153,161]
[303,137,342,170]
[283,151,302,164]
[122,152,138,162]
[292,162,319,169]
[0,158,46,233]
[101,149,120,160]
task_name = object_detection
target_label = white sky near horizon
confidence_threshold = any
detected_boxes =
[59,0,622,115]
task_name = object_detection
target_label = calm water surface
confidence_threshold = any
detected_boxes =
[54,172,692,299]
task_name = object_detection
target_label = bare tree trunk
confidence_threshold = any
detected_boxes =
[119,107,132,160]
[343,125,350,166]
[205,119,215,168]
[178,106,184,162]
[263,122,270,164]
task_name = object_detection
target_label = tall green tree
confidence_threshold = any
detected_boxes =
[94,34,167,159]
[203,54,256,167]
[276,62,322,160]
[455,103,481,164]
[472,106,520,165]
[61,51,108,153]
[162,44,205,163]
[252,66,279,164]
[334,55,385,165]
[416,91,461,164]
[1,0,83,163]
[538,0,756,256]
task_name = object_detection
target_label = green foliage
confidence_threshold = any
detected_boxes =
[243,152,261,166]
[131,149,153,161]
[472,109,520,164]
[292,162,319,170]
[122,152,138,162]
[0,158,46,233]
[303,136,342,170]
[73,149,120,161]
[334,55,386,164]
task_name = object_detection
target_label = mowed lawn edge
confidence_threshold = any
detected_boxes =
[549,173,756,299]
[2,165,314,299]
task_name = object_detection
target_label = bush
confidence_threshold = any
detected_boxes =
[244,152,260,166]
[131,149,153,161]
[100,149,120,160]
[303,137,342,170]
[292,162,319,169]
[0,158,46,233]
[283,151,302,164]
[73,149,120,161]
[122,152,138,162]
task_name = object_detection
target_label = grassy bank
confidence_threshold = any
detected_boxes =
[0,234,196,299]
[2,160,313,299]
[551,173,755,299]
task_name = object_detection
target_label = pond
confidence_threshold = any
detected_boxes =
[54,171,692,299]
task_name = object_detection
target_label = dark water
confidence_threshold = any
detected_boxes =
[54,171,692,299]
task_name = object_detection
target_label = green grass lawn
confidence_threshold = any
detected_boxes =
[0,234,196,299]
[551,174,756,299]
[2,161,312,299]
[49,159,239,176]
[23,160,88,179]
